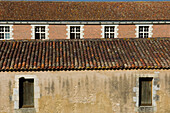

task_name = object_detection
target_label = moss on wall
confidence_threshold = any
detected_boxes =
[0,70,169,113]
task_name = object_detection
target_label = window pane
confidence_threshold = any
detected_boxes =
[139,78,152,106]
[0,33,4,39]
[41,33,45,39]
[70,27,75,32]
[5,33,10,39]
[76,27,80,32]
[70,33,75,39]
[76,33,80,39]
[110,27,114,32]
[5,26,10,32]
[35,27,39,32]
[0,26,4,32]
[144,26,149,32]
[139,26,143,32]
[139,33,143,38]
[19,78,34,108]
[35,33,40,39]
[110,33,114,38]
[144,33,148,38]
[105,27,109,32]
[105,33,109,38]
[41,27,45,32]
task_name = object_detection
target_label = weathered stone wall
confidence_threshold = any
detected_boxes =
[0,70,169,113]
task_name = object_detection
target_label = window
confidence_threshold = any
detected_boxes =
[135,25,153,38]
[101,25,118,38]
[0,26,11,39]
[139,77,153,106]
[31,25,49,39]
[70,26,80,39]
[19,78,34,108]
[139,26,149,38]
[35,26,46,39]
[66,25,84,39]
[104,26,115,38]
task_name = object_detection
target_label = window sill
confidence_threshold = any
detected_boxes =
[16,108,36,113]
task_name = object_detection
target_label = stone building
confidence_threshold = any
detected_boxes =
[0,1,169,113]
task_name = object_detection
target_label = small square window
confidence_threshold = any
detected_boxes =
[104,26,115,38]
[34,26,46,39]
[70,26,81,39]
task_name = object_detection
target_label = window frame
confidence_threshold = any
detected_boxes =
[101,25,119,38]
[19,78,34,108]
[66,25,84,39]
[31,25,49,39]
[0,24,13,40]
[13,75,40,112]
[139,77,153,106]
[133,73,160,112]
[135,24,153,38]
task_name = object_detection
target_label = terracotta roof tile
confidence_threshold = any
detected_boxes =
[0,38,169,71]
[0,1,169,21]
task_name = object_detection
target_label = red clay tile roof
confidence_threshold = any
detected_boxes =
[0,38,169,71]
[0,1,169,21]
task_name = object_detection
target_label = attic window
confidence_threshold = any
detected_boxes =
[0,26,12,39]
[104,26,115,38]
[70,26,80,39]
[19,78,34,108]
[31,25,49,39]
[35,26,46,39]
[135,25,153,38]
[66,25,84,39]
[101,25,119,38]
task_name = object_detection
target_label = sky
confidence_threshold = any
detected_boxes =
[3,0,169,1]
